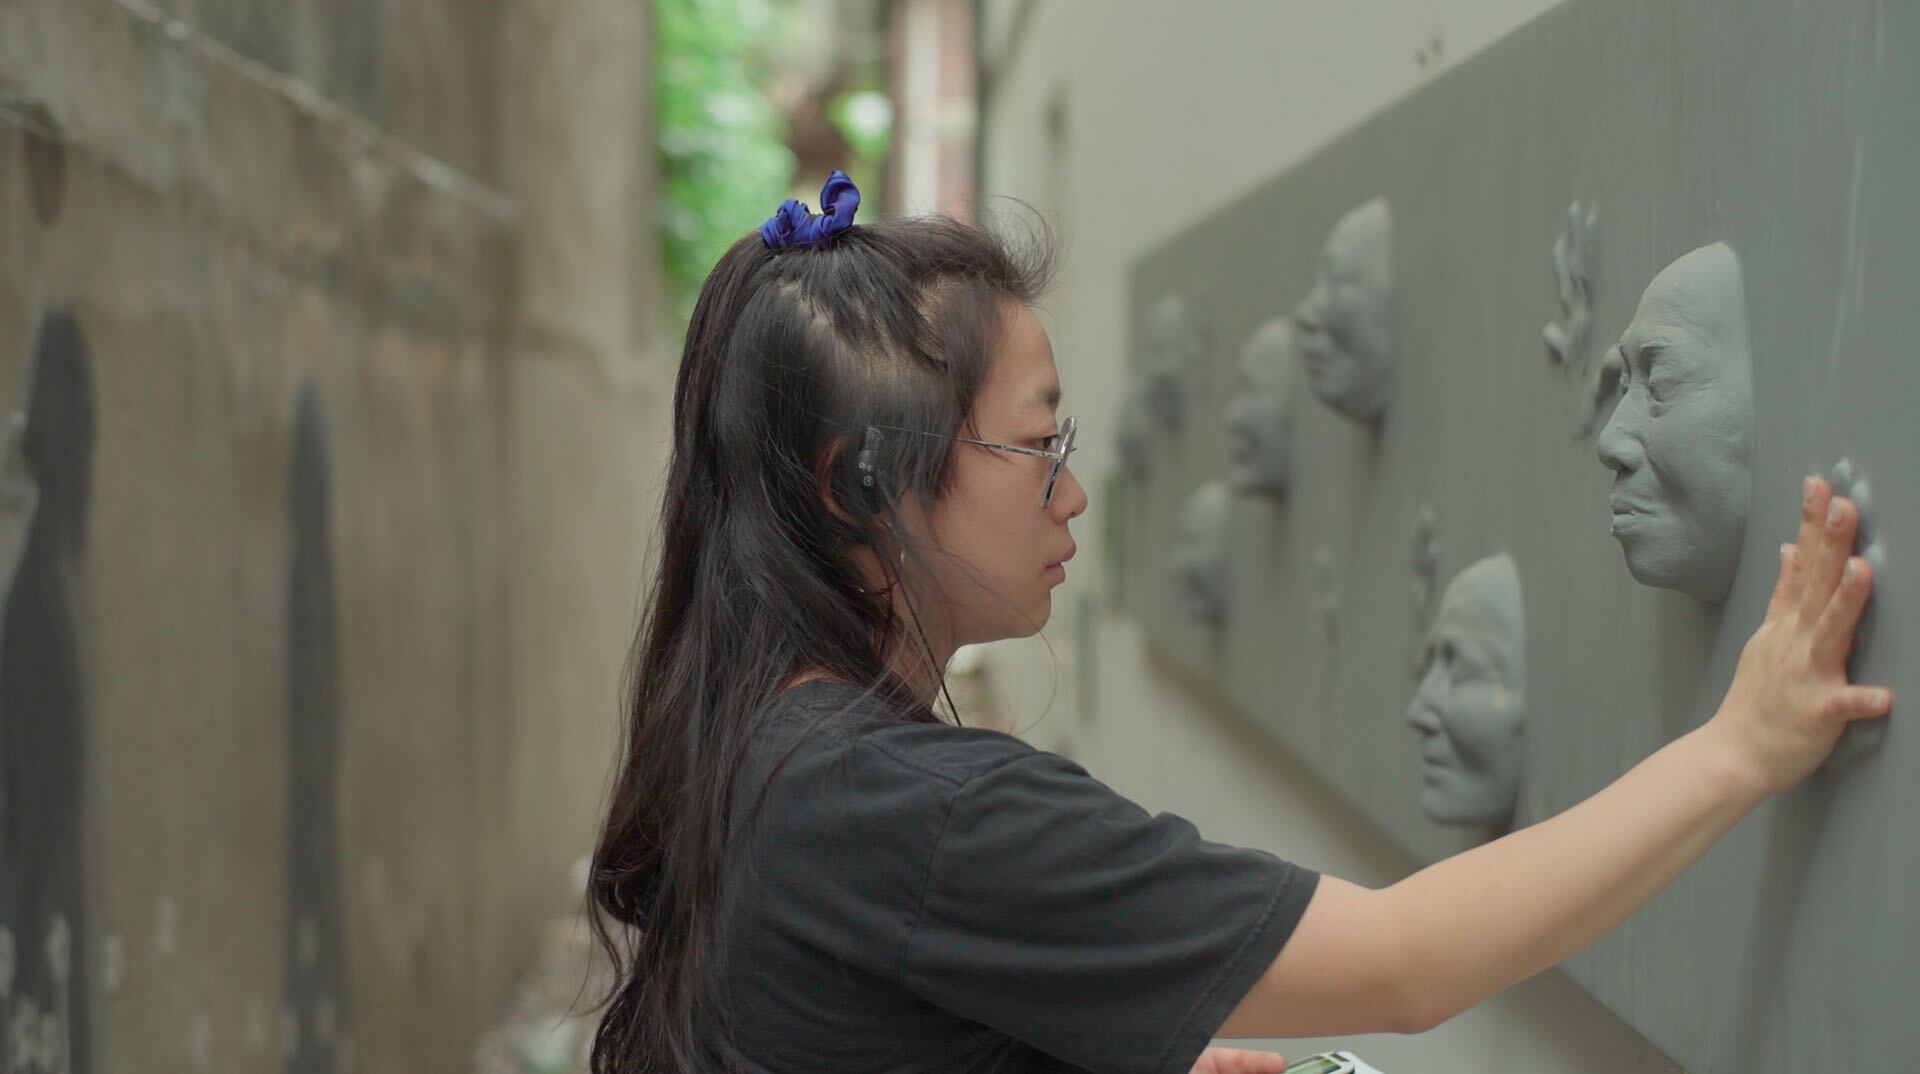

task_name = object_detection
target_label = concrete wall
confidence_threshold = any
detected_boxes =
[977,3,1680,1071]
[0,1,663,1071]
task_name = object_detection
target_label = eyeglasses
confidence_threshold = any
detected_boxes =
[873,416,1079,507]
[953,415,1078,507]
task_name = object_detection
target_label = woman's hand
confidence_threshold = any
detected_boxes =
[1189,1045,1290,1073]
[1709,475,1893,793]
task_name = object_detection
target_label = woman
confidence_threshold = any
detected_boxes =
[586,174,1889,1074]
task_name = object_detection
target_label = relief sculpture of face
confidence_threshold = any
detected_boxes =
[1405,554,1525,828]
[1596,243,1754,603]
[1114,387,1155,480]
[1168,480,1232,626]
[1223,317,1301,497]
[1292,197,1393,424]
[1141,295,1205,430]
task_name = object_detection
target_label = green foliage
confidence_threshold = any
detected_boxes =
[821,88,887,168]
[655,0,797,322]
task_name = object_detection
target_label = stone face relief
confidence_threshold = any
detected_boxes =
[1597,243,1754,603]
[1113,388,1155,480]
[1223,317,1302,497]
[1168,480,1232,626]
[1824,457,1887,770]
[1406,553,1526,827]
[1292,197,1394,424]
[1141,294,1206,431]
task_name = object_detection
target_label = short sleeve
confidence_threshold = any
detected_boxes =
[899,748,1319,1074]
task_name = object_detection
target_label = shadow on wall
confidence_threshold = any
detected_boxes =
[285,384,352,1072]
[1,308,95,1072]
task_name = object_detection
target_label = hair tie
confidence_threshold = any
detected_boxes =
[760,171,861,250]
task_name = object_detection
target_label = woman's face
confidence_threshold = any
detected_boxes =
[917,302,1087,648]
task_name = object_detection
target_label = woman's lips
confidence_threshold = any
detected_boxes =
[1044,544,1076,580]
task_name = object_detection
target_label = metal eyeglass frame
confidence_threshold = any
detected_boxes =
[952,414,1078,507]
[877,415,1079,507]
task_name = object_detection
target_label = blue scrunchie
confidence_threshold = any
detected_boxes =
[760,171,861,250]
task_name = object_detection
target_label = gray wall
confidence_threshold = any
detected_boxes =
[1126,2,1913,1071]
[979,2,1692,1071]
[0,1,663,1070]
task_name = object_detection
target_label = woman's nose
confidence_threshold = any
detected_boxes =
[1052,462,1089,521]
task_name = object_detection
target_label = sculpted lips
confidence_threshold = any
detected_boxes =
[1227,428,1256,464]
[1609,486,1658,521]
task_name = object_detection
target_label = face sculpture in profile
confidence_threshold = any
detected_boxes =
[1168,480,1232,626]
[1596,243,1754,604]
[1223,317,1302,497]
[1114,388,1156,480]
[1406,554,1525,828]
[1292,197,1394,424]
[1141,295,1205,430]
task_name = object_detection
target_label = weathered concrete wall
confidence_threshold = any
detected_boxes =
[0,1,662,1071]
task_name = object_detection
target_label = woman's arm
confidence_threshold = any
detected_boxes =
[1219,477,1892,1039]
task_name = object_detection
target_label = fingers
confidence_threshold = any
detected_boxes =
[1784,477,1831,611]
[1831,684,1895,723]
[1195,1047,1289,1074]
[1812,556,1873,667]
[1765,543,1797,620]
[1798,489,1858,621]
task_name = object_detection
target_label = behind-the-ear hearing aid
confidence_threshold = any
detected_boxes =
[853,425,886,511]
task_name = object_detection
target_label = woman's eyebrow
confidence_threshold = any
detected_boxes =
[1027,383,1062,410]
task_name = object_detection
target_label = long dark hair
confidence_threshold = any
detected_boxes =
[587,213,1054,1073]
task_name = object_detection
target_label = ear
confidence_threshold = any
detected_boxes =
[814,433,867,531]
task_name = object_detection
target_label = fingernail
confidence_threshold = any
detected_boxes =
[1845,558,1858,579]
[1828,498,1845,526]
[1803,476,1817,504]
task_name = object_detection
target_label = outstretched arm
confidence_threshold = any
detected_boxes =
[1219,476,1892,1039]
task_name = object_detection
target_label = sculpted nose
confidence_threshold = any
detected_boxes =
[1292,290,1323,332]
[1595,401,1642,475]
[1406,691,1444,734]
[1223,397,1248,435]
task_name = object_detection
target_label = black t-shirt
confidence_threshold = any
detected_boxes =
[719,681,1320,1074]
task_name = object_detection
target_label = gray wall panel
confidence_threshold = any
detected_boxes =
[1121,2,1914,1069]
